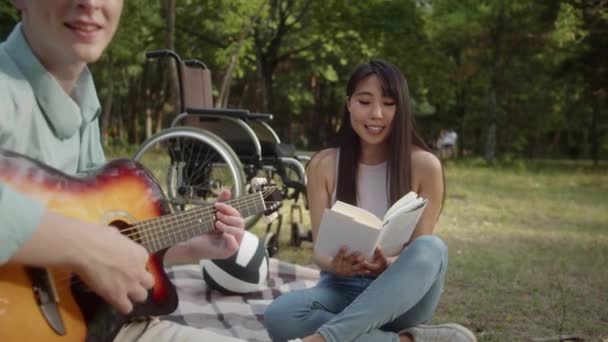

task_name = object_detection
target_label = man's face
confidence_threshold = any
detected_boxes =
[15,0,123,66]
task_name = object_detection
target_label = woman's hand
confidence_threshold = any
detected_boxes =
[331,246,369,277]
[359,247,389,276]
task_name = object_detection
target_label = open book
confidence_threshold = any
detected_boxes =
[314,191,427,259]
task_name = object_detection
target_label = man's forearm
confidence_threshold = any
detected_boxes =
[163,244,195,266]
[10,211,89,269]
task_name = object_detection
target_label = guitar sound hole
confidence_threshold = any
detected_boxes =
[109,221,138,242]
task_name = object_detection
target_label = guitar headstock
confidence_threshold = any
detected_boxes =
[262,186,283,216]
[250,177,283,218]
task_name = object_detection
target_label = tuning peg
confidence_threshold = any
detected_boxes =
[264,212,278,224]
[250,177,268,191]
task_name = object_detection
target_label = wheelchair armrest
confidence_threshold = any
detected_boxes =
[248,112,274,121]
[186,107,249,120]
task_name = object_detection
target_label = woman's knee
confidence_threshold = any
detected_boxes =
[263,296,292,337]
[398,235,448,269]
[264,292,317,340]
[411,235,447,257]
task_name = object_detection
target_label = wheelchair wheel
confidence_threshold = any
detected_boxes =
[134,127,250,218]
[275,157,308,207]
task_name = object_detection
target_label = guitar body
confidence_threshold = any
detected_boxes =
[0,151,178,342]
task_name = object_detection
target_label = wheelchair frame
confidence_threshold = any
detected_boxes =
[133,49,311,256]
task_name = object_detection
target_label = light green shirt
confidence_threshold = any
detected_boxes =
[0,24,106,263]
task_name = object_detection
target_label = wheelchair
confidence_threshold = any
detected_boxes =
[133,49,311,256]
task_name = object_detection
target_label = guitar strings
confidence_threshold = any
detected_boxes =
[120,188,274,249]
[51,188,278,289]
[52,199,274,290]
[122,188,276,247]
[51,139,222,289]
[120,187,271,237]
[52,193,273,283]
[52,193,274,288]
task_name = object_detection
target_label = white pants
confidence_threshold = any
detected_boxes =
[114,318,246,342]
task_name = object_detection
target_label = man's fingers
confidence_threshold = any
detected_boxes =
[221,232,240,250]
[215,220,244,238]
[214,202,241,217]
[141,271,155,289]
[113,296,133,315]
[215,211,244,228]
[216,189,232,202]
[128,285,149,303]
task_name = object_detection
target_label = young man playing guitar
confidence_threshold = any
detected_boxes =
[0,1,248,340]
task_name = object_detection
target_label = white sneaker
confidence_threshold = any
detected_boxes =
[287,339,303,342]
[401,323,477,342]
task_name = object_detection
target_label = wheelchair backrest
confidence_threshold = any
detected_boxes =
[181,61,214,111]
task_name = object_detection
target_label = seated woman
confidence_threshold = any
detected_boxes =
[263,60,476,342]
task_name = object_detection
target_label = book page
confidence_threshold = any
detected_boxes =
[383,197,426,224]
[383,191,417,221]
[314,208,381,259]
[332,201,382,229]
[377,199,427,256]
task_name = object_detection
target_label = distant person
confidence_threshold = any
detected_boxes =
[263,60,476,341]
[436,129,448,157]
[437,129,458,159]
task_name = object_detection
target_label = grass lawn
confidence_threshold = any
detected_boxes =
[109,147,607,341]
[250,158,608,341]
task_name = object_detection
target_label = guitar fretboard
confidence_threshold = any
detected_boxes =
[134,192,265,253]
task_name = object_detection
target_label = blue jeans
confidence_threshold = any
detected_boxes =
[263,235,448,342]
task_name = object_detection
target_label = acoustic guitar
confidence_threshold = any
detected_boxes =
[0,149,281,341]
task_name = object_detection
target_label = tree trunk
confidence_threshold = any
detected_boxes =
[590,93,600,166]
[165,0,178,106]
[101,90,113,147]
[484,2,505,162]
[484,86,497,161]
[456,84,467,159]
[217,4,265,108]
[217,51,238,108]
[255,48,271,113]
[130,74,143,145]
[157,0,178,132]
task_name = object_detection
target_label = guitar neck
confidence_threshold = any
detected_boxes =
[134,192,265,253]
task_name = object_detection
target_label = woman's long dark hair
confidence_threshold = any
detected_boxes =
[334,59,432,207]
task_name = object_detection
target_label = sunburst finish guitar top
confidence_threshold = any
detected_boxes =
[0,149,280,341]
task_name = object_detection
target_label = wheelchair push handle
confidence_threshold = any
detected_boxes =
[184,59,209,70]
[145,49,182,63]
[145,50,210,70]
[248,112,274,121]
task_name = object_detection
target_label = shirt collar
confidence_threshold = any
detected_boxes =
[4,23,101,139]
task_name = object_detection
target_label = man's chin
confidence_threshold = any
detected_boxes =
[73,47,106,64]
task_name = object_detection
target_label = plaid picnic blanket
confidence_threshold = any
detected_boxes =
[161,258,320,341]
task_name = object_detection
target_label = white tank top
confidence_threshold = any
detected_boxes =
[331,149,389,219]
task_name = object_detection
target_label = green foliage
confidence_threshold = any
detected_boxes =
[0,0,603,161]
[552,2,587,47]
[0,2,18,38]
